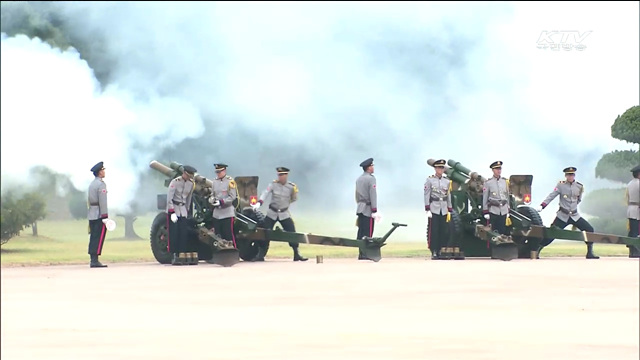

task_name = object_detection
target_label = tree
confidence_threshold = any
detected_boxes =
[611,105,640,150]
[582,105,640,234]
[1,191,47,245]
[68,189,88,220]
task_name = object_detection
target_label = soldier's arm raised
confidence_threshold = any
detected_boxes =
[258,183,272,205]
[167,179,177,213]
[481,180,489,214]
[98,182,108,218]
[541,183,560,209]
[424,179,431,211]
[290,183,298,203]
[369,177,377,213]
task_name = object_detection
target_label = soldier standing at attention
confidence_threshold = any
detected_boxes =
[209,164,238,248]
[424,159,453,260]
[537,167,599,259]
[355,158,379,260]
[626,165,640,257]
[87,161,109,268]
[482,161,511,236]
[166,165,197,265]
[251,167,308,262]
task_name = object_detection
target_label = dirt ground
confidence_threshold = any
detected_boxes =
[1,257,639,360]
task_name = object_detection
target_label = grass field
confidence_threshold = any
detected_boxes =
[0,212,631,266]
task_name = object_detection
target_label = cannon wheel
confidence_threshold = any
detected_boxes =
[150,212,173,264]
[513,206,544,258]
[236,209,267,261]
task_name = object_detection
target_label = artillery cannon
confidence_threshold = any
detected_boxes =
[426,158,640,261]
[148,160,407,266]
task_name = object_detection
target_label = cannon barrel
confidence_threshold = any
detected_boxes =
[448,159,486,184]
[427,158,469,185]
[149,160,175,177]
[150,160,214,188]
[447,159,472,176]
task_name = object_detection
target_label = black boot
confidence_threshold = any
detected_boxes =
[90,254,107,268]
[586,242,599,259]
[171,253,179,265]
[293,247,308,262]
[251,246,267,262]
[430,249,438,260]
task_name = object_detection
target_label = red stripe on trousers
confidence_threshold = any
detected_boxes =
[97,224,106,255]
[231,218,237,248]
[427,217,431,248]
[166,214,171,252]
[369,217,373,237]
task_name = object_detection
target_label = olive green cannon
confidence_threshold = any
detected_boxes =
[425,158,640,261]
[148,160,407,266]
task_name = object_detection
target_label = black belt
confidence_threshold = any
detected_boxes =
[559,207,578,215]
[629,202,639,206]
[489,200,507,206]
[430,196,447,201]
[173,202,184,206]
[269,205,288,213]
[89,203,99,206]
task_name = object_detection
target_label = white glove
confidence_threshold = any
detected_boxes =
[483,214,490,220]
[426,211,432,219]
[250,203,261,211]
[506,213,510,219]
[170,213,178,223]
[212,200,220,207]
[536,206,543,212]
[373,213,382,223]
[103,218,116,231]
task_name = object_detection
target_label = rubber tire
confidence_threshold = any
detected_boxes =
[514,206,544,258]
[236,209,267,261]
[150,212,172,264]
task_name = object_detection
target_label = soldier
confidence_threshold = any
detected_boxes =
[537,167,599,259]
[166,165,197,265]
[355,157,379,260]
[482,161,511,236]
[424,159,453,260]
[626,165,640,257]
[251,167,308,262]
[87,161,109,268]
[209,164,238,248]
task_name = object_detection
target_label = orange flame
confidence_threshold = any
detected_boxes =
[523,194,531,203]
[250,196,257,205]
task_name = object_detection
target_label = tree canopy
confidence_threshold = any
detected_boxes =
[1,191,47,245]
[611,105,640,146]
[595,150,639,184]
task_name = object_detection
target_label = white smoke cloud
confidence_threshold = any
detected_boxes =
[0,1,637,234]
[0,33,205,213]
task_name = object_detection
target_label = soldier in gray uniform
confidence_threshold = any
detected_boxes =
[537,167,599,259]
[482,161,511,236]
[166,165,197,265]
[209,164,238,247]
[87,161,109,268]
[626,165,640,257]
[251,167,308,262]
[355,158,378,260]
[424,159,453,259]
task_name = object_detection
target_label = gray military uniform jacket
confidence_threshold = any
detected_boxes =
[542,180,584,222]
[259,180,298,221]
[482,176,510,215]
[87,177,108,221]
[167,176,195,218]
[355,172,377,217]
[626,178,640,220]
[424,175,452,216]
[211,175,237,219]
